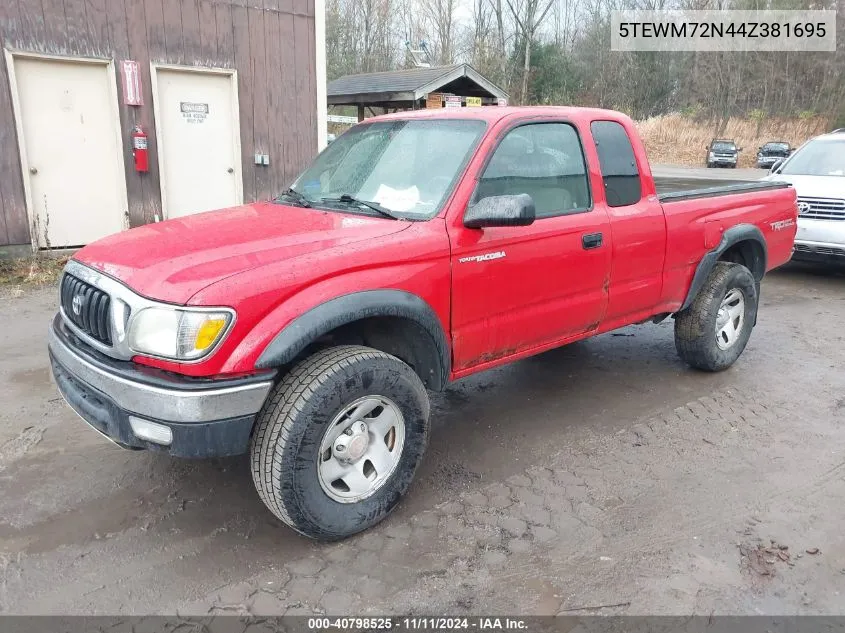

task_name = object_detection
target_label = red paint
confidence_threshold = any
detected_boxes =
[72,107,798,380]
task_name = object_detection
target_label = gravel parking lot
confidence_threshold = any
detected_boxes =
[2,259,843,616]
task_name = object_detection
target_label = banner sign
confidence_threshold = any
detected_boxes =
[426,93,443,109]
[444,95,462,108]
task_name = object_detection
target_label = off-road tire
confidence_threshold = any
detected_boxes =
[674,262,757,372]
[250,345,430,540]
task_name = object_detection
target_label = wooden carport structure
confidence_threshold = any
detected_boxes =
[327,64,509,121]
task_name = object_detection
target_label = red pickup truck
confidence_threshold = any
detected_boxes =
[49,107,797,539]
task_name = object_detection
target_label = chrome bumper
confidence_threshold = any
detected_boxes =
[48,318,273,424]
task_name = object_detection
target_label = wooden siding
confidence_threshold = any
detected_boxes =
[0,0,317,247]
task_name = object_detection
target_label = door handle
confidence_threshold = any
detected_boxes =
[582,232,603,249]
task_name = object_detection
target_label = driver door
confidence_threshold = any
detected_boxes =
[449,121,612,372]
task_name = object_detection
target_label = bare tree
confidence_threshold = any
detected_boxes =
[324,0,845,129]
[422,0,457,64]
[506,0,556,102]
[489,0,510,82]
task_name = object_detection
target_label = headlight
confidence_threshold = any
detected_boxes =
[127,307,234,361]
[708,152,715,159]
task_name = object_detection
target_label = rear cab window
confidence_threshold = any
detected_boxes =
[591,121,643,207]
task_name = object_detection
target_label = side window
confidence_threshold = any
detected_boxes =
[476,123,591,218]
[590,120,642,207]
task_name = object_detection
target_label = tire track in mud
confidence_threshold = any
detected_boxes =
[175,384,842,616]
[0,425,45,473]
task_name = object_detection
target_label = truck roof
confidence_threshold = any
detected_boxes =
[365,105,632,124]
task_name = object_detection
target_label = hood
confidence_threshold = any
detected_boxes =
[762,173,845,199]
[74,202,411,304]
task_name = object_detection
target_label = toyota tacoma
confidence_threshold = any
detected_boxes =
[49,107,797,540]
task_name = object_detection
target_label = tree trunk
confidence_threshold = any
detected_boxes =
[495,0,507,81]
[521,35,532,104]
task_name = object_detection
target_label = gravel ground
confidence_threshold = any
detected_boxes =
[1,262,844,616]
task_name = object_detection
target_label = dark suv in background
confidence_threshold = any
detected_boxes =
[706,139,741,168]
[756,141,792,169]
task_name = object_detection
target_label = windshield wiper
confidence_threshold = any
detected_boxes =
[276,187,311,208]
[320,194,402,220]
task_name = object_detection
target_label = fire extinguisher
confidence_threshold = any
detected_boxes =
[131,125,149,173]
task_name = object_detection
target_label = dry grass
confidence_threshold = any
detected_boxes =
[636,114,832,168]
[0,255,67,294]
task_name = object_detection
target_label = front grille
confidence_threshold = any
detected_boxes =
[797,196,845,221]
[794,244,845,257]
[60,273,113,345]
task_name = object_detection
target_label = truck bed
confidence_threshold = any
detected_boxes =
[655,177,790,203]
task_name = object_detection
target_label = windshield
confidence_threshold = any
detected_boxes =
[289,119,486,219]
[712,142,736,152]
[763,142,789,151]
[780,138,845,176]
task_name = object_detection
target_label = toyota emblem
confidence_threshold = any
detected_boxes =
[71,294,83,316]
[797,201,811,214]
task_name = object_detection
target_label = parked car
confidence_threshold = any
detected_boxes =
[763,130,845,265]
[48,107,797,540]
[706,139,741,168]
[756,141,791,169]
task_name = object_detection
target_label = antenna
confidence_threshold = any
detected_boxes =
[406,40,432,68]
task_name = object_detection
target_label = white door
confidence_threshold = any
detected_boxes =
[12,57,127,247]
[154,68,242,218]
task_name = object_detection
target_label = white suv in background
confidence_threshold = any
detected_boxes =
[764,130,845,265]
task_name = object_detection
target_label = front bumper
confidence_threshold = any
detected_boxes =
[48,315,275,457]
[792,240,845,265]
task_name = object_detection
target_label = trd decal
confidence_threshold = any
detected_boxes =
[770,219,796,231]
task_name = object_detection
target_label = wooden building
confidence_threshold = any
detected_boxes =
[0,0,327,254]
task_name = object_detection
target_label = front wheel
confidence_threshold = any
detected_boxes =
[674,262,758,371]
[250,346,430,540]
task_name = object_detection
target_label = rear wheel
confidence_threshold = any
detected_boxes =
[674,262,757,371]
[250,345,430,540]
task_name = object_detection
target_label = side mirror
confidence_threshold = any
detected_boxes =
[770,159,784,173]
[737,147,743,152]
[464,194,536,229]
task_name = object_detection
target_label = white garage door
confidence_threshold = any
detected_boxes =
[153,67,242,219]
[10,56,128,248]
